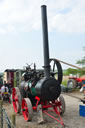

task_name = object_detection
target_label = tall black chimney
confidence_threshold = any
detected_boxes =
[41,5,50,78]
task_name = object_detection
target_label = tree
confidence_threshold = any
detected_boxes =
[63,68,79,76]
[76,47,85,76]
[76,47,85,67]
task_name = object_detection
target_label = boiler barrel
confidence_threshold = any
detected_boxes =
[35,77,61,101]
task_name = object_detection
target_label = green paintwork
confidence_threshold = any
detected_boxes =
[31,87,36,96]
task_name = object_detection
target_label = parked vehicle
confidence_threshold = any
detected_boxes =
[67,76,85,89]
[3,69,25,88]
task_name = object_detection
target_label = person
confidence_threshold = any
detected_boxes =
[80,81,85,93]
[0,76,3,88]
[1,82,9,101]
[0,87,1,100]
[7,81,12,94]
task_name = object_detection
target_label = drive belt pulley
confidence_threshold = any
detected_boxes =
[50,58,63,84]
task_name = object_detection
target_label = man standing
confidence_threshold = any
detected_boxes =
[1,81,9,101]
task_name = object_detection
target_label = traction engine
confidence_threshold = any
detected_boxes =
[12,5,65,127]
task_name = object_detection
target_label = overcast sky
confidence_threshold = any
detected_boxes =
[0,0,85,72]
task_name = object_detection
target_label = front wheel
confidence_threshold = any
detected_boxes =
[22,98,33,121]
[58,95,65,115]
[53,95,65,115]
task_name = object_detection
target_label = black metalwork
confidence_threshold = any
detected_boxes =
[19,5,62,102]
[12,5,63,117]
[41,5,50,78]
[50,58,63,84]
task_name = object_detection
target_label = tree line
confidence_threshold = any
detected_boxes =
[63,47,85,76]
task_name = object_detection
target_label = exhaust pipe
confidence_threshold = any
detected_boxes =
[41,5,50,78]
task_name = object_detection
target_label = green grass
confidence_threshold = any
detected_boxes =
[62,80,68,86]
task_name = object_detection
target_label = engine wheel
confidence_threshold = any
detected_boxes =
[50,59,62,85]
[67,79,77,88]
[54,95,65,115]
[12,87,22,113]
[22,98,33,121]
[58,95,65,115]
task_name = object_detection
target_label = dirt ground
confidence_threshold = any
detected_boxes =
[3,91,85,128]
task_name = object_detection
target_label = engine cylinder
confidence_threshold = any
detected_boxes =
[35,77,61,101]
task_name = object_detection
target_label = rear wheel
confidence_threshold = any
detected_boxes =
[12,87,22,113]
[67,79,77,88]
[58,95,65,115]
[22,98,33,121]
[53,95,65,115]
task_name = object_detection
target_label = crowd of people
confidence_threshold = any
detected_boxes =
[0,80,12,102]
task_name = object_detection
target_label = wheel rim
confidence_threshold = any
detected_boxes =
[50,59,62,84]
[12,88,19,113]
[68,82,73,88]
[54,100,62,113]
[22,99,29,121]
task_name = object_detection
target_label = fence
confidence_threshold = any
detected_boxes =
[0,100,16,128]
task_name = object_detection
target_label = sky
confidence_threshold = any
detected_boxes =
[0,0,85,72]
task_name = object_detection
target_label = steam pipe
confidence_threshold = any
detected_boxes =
[41,5,50,77]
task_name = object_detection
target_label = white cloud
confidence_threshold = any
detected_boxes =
[0,28,6,34]
[0,0,85,34]
[48,0,85,33]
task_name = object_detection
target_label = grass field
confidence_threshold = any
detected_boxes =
[62,76,69,86]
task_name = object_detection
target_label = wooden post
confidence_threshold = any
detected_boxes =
[0,100,3,128]
[11,114,16,128]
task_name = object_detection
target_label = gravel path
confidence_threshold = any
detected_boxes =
[3,92,85,128]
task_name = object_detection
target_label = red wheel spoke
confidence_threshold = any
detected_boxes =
[52,99,63,114]
[15,97,18,101]
[59,106,62,111]
[12,88,20,113]
[22,98,33,121]
[24,107,28,111]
